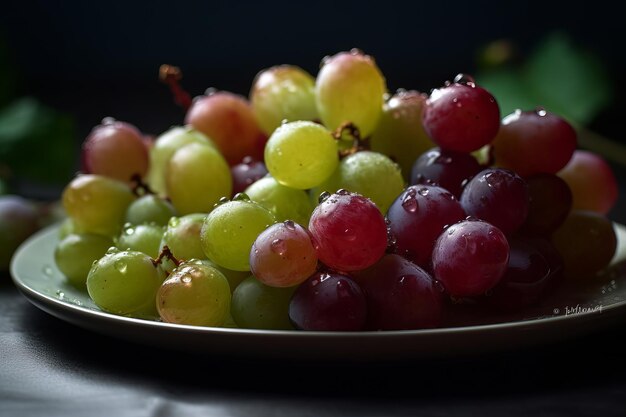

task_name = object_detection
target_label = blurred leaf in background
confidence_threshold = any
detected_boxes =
[0,35,75,195]
[477,32,612,128]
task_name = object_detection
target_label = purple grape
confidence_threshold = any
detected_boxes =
[230,156,268,196]
[460,168,529,235]
[289,272,367,331]
[410,147,482,198]
[355,254,442,330]
[387,184,465,268]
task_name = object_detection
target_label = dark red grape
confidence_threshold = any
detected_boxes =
[387,185,465,268]
[230,157,268,195]
[410,147,482,198]
[486,237,558,311]
[460,168,529,235]
[422,76,500,153]
[0,195,40,269]
[520,174,572,236]
[432,219,509,297]
[493,109,577,177]
[355,254,442,330]
[289,272,367,331]
[308,190,387,272]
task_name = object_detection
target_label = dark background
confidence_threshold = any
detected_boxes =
[1,0,625,140]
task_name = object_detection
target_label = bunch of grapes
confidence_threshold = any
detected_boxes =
[54,49,619,331]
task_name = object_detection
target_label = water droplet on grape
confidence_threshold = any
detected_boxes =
[453,73,476,86]
[271,238,287,256]
[101,116,116,125]
[168,217,180,228]
[124,226,135,235]
[205,87,217,96]
[114,260,127,274]
[318,191,331,204]
[106,246,120,255]
[336,189,350,196]
[418,187,430,196]
[233,192,250,201]
[283,220,296,230]
[401,194,418,213]
[182,276,192,284]
[535,106,547,116]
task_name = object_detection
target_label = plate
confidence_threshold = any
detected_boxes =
[10,223,626,361]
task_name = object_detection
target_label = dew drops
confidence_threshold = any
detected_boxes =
[417,187,430,196]
[535,106,547,116]
[233,192,251,201]
[182,276,192,284]
[106,246,120,255]
[401,194,418,213]
[270,238,287,256]
[168,217,180,228]
[318,191,331,203]
[283,220,296,230]
[114,260,127,274]
[56,290,65,300]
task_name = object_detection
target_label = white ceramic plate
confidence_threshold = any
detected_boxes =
[10,224,626,361]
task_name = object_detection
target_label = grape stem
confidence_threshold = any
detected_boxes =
[159,64,192,111]
[332,122,369,158]
[152,245,183,268]
[130,174,156,197]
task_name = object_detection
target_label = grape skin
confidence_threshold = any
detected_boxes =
[231,275,294,330]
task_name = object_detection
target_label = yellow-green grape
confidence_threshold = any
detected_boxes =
[160,213,206,262]
[147,125,215,196]
[311,151,405,213]
[264,121,338,190]
[166,142,232,214]
[124,194,176,226]
[231,275,295,330]
[250,65,318,135]
[58,217,84,240]
[244,176,313,225]
[201,197,276,271]
[54,233,114,288]
[156,261,231,327]
[117,223,164,258]
[87,250,164,318]
[62,174,135,237]
[370,90,435,179]
[315,50,386,138]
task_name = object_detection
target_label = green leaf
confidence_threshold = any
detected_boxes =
[0,97,75,185]
[477,32,612,126]
[524,32,612,125]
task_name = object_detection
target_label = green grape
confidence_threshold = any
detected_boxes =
[244,176,313,225]
[62,174,135,237]
[315,50,386,138]
[264,121,338,190]
[231,275,295,330]
[311,151,405,213]
[116,223,164,258]
[87,250,164,318]
[147,125,215,196]
[160,213,207,261]
[54,233,114,288]
[370,90,435,179]
[166,142,232,215]
[58,217,83,240]
[175,257,249,293]
[250,65,318,135]
[156,260,231,327]
[124,194,176,226]
[201,197,276,271]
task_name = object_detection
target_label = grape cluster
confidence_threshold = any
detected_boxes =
[54,49,620,331]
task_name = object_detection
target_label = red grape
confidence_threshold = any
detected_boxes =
[81,118,148,183]
[519,174,572,236]
[557,150,618,215]
[460,168,529,235]
[185,91,266,165]
[289,272,367,331]
[493,109,577,177]
[308,190,387,272]
[387,184,465,268]
[422,75,500,153]
[356,254,442,330]
[432,219,509,297]
[250,220,318,288]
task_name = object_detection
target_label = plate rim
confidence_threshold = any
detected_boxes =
[10,222,626,341]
